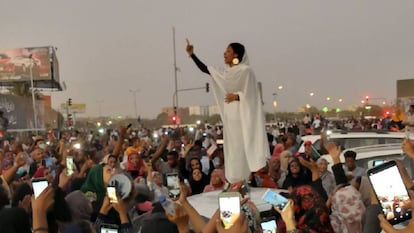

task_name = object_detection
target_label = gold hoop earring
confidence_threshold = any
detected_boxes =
[232,58,239,65]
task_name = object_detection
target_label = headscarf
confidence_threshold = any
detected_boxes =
[282,159,311,189]
[80,163,105,204]
[33,166,46,178]
[272,144,284,158]
[188,168,209,195]
[203,169,227,193]
[291,185,334,233]
[279,150,292,172]
[65,190,93,221]
[330,185,365,233]
[268,157,282,184]
[126,149,145,176]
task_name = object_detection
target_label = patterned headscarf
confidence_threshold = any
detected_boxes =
[291,185,334,233]
[330,185,365,233]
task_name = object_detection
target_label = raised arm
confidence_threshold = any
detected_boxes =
[186,39,210,75]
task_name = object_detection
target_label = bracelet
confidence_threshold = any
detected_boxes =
[33,227,48,233]
[286,230,298,233]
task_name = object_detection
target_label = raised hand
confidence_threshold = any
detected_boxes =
[186,38,194,56]
[326,142,341,164]
[216,211,249,233]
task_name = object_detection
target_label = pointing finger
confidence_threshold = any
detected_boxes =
[186,38,190,45]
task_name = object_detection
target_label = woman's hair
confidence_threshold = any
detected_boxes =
[229,43,245,62]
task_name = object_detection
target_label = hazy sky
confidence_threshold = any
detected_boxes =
[1,0,414,118]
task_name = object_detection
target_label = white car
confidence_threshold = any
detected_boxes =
[320,143,414,178]
[187,187,286,218]
[298,131,405,154]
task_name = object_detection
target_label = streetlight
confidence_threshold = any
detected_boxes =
[326,97,331,101]
[29,54,38,134]
[309,92,314,97]
[338,98,343,103]
[277,85,283,90]
[129,89,140,118]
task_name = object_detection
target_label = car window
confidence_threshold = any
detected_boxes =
[357,154,414,179]
[313,139,321,150]
[384,138,404,144]
[345,138,379,148]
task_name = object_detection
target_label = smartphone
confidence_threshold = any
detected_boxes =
[218,192,241,229]
[216,139,224,145]
[100,224,118,233]
[261,217,277,233]
[32,178,48,199]
[367,160,412,225]
[73,143,81,150]
[206,144,217,157]
[166,173,180,198]
[311,145,321,161]
[66,156,75,176]
[262,189,289,211]
[127,123,132,129]
[107,186,118,204]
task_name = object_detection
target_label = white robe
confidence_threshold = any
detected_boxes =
[208,63,269,182]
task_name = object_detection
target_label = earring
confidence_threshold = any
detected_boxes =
[232,58,239,65]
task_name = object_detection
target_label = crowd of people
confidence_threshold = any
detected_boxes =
[1,37,414,232]
[0,121,413,233]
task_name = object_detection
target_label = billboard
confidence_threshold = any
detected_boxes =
[60,103,86,113]
[0,46,61,89]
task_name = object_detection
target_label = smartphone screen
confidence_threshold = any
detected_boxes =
[66,156,75,176]
[261,218,277,233]
[100,224,118,233]
[166,173,180,198]
[107,187,118,204]
[368,161,412,225]
[219,192,241,229]
[32,178,48,199]
[216,139,224,145]
[262,189,289,210]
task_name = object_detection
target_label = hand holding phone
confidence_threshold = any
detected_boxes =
[107,186,118,204]
[66,156,75,176]
[368,160,412,225]
[32,178,49,199]
[166,173,180,198]
[262,189,289,211]
[261,217,277,233]
[100,224,118,233]
[218,192,241,229]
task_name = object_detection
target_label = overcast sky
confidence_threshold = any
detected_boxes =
[1,0,413,118]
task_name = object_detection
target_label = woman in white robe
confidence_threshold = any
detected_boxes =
[186,39,269,182]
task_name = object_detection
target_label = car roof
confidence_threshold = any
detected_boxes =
[319,143,404,165]
[341,143,403,160]
[298,132,405,153]
[301,131,405,141]
[187,187,285,217]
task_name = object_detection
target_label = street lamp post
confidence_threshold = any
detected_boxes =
[129,89,139,118]
[29,55,38,134]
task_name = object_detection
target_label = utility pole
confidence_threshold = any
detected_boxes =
[172,26,179,125]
